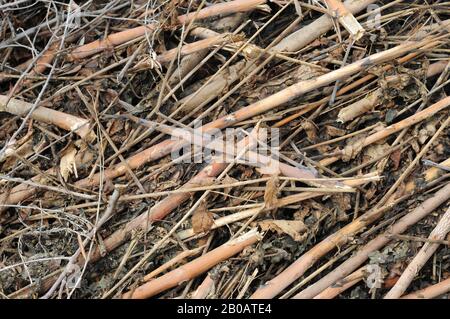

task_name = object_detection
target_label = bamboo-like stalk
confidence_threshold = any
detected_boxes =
[275,0,376,52]
[252,116,450,298]
[0,95,95,141]
[74,39,429,189]
[401,277,450,299]
[384,206,450,299]
[68,0,266,60]
[293,182,450,299]
[121,229,262,299]
[191,274,215,299]
[313,267,366,299]
[143,248,203,282]
[156,34,238,64]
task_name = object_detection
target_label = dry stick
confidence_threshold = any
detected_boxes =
[191,273,215,299]
[0,175,95,201]
[124,0,292,149]
[85,122,319,264]
[121,229,262,299]
[1,1,373,210]
[0,37,249,209]
[1,1,126,72]
[313,266,366,299]
[0,95,95,141]
[384,206,450,299]
[279,245,357,299]
[74,39,429,189]
[375,114,450,209]
[165,13,246,88]
[294,182,450,299]
[324,0,365,40]
[387,233,450,246]
[275,0,376,52]
[188,26,325,70]
[155,34,238,64]
[68,0,266,60]
[406,158,450,193]
[337,60,448,123]
[143,247,203,282]
[110,18,250,152]
[177,177,375,240]
[40,189,120,299]
[76,88,146,194]
[401,277,450,299]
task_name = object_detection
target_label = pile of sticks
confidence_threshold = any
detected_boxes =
[0,0,449,299]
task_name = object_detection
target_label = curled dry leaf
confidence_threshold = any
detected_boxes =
[192,202,214,234]
[325,125,346,137]
[418,121,437,144]
[263,174,279,210]
[259,219,307,241]
[301,120,318,143]
[60,143,78,182]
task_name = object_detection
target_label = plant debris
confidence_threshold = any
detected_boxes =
[0,0,449,300]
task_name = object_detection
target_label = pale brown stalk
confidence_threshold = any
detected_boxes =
[337,61,448,123]
[313,267,366,299]
[68,0,266,60]
[121,229,261,299]
[0,95,95,141]
[401,277,450,299]
[384,206,450,299]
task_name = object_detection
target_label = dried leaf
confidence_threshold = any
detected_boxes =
[418,121,437,144]
[301,120,318,143]
[325,125,346,137]
[192,202,214,234]
[263,174,279,210]
[390,149,401,170]
[364,143,390,161]
[60,144,78,182]
[342,139,364,162]
[259,219,307,241]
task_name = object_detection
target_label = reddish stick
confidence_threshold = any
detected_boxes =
[122,229,261,299]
